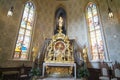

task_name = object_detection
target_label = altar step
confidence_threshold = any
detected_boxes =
[37,78,83,80]
[48,73,72,78]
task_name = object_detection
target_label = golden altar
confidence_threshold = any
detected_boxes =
[43,16,75,77]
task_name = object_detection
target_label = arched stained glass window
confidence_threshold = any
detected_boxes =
[86,3,104,61]
[14,2,35,60]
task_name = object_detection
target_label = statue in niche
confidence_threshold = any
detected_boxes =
[58,16,63,27]
[57,16,64,33]
[54,16,66,34]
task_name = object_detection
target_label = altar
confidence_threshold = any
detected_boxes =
[42,16,76,79]
[42,63,76,79]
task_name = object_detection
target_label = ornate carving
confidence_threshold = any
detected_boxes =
[44,16,74,75]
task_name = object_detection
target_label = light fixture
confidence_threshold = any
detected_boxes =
[107,0,113,19]
[7,6,14,17]
[108,7,113,18]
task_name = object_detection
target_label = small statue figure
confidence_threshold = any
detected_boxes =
[58,16,63,27]
[57,16,64,33]
[83,45,87,62]
[32,46,38,62]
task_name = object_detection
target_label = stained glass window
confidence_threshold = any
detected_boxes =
[14,2,35,60]
[86,3,104,61]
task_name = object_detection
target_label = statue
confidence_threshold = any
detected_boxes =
[83,45,87,62]
[32,46,38,62]
[58,16,63,27]
[57,16,64,33]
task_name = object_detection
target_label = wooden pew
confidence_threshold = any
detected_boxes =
[0,66,31,80]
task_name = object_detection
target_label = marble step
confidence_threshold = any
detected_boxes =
[48,72,72,78]
[37,78,84,80]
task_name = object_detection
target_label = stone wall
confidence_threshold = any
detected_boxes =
[0,0,120,68]
[0,0,32,67]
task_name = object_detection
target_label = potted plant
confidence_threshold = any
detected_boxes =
[29,67,41,80]
[77,63,89,80]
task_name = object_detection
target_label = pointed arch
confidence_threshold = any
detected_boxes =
[13,2,35,60]
[86,2,105,61]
